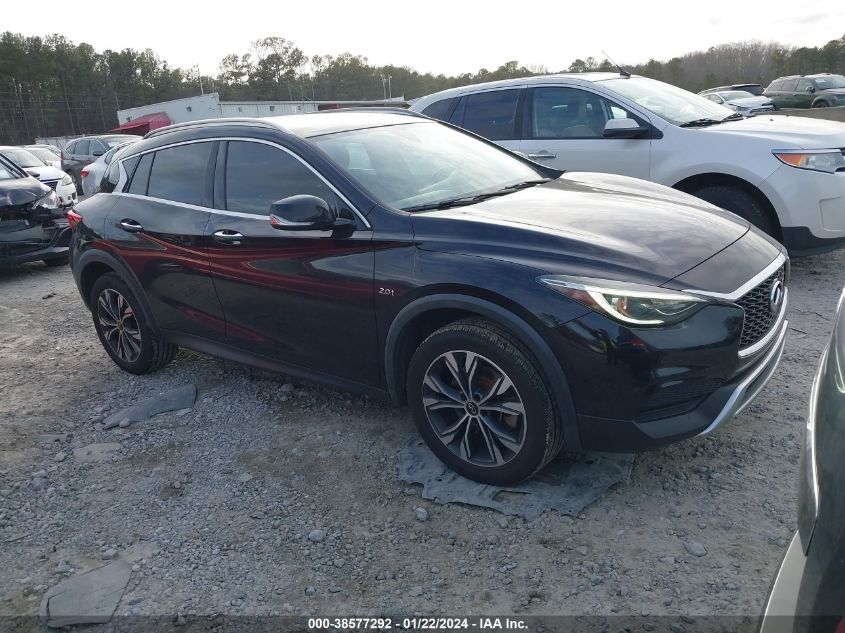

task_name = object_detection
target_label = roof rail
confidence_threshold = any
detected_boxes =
[144,117,279,139]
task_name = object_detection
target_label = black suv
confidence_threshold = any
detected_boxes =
[0,153,71,267]
[70,111,789,484]
[764,74,845,109]
[61,134,138,193]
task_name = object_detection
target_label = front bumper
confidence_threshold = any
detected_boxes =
[0,224,71,266]
[759,165,845,255]
[56,181,78,207]
[577,317,787,451]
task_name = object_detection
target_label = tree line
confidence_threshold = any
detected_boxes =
[1,32,844,144]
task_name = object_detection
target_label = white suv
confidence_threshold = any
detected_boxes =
[411,73,845,255]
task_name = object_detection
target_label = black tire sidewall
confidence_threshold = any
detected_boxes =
[693,185,777,237]
[90,273,159,374]
[406,325,556,485]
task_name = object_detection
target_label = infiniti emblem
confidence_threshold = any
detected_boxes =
[769,280,784,314]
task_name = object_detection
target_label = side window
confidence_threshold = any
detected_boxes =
[460,90,520,140]
[224,141,338,215]
[128,154,153,195]
[797,78,813,92]
[101,161,121,194]
[64,140,76,154]
[90,140,105,156]
[74,140,89,156]
[782,79,799,91]
[530,87,634,139]
[147,143,211,205]
[420,98,455,122]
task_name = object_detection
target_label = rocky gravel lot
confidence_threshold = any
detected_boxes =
[1,250,843,621]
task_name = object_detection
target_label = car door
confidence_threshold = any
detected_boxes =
[780,79,799,108]
[204,139,378,385]
[796,79,815,108]
[68,139,88,174]
[447,88,523,154]
[103,140,226,341]
[519,86,651,179]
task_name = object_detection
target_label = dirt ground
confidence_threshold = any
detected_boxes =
[1,248,843,620]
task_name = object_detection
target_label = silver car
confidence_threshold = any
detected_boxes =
[701,90,775,115]
[81,140,138,196]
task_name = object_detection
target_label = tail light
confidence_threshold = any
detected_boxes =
[81,168,89,178]
[67,209,83,229]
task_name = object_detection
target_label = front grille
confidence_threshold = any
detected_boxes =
[41,179,59,190]
[737,265,786,349]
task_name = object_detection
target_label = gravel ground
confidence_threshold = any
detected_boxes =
[0,249,843,620]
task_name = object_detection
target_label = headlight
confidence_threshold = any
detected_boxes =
[35,190,59,209]
[60,173,72,186]
[773,149,845,174]
[538,276,707,326]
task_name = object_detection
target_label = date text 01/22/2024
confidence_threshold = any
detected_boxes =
[307,617,528,630]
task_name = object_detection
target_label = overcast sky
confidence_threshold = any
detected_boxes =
[6,0,845,76]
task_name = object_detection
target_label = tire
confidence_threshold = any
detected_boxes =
[89,272,177,374]
[812,101,829,108]
[692,185,778,238]
[43,254,69,267]
[69,171,82,195]
[406,318,564,485]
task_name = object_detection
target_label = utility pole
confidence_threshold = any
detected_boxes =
[388,75,392,100]
[195,65,204,95]
[381,77,387,100]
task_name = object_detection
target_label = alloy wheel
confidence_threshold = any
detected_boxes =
[97,288,142,362]
[421,350,526,467]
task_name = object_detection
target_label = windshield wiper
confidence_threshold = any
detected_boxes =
[720,112,744,122]
[403,179,551,212]
[678,118,723,128]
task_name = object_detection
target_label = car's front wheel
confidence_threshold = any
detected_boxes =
[692,185,778,239]
[90,272,177,374]
[406,318,564,485]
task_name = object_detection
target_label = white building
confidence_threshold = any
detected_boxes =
[115,93,406,133]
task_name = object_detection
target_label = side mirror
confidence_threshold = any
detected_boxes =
[806,86,815,94]
[269,195,354,233]
[603,118,648,139]
[92,150,104,157]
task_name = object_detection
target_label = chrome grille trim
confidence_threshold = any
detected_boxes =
[686,252,787,302]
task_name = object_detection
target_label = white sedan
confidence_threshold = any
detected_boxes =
[0,146,77,207]
[24,144,63,168]
[411,73,845,255]
[81,140,138,196]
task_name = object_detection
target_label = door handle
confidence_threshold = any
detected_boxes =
[212,229,245,245]
[527,152,556,160]
[119,219,143,233]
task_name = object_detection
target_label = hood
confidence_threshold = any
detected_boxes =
[414,172,751,285]
[0,176,51,208]
[701,115,845,149]
[727,96,772,107]
[24,165,65,181]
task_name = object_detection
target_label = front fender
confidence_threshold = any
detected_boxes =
[384,293,584,452]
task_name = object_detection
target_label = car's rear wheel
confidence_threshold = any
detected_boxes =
[812,101,829,108]
[90,273,177,374]
[406,318,563,485]
[692,185,778,239]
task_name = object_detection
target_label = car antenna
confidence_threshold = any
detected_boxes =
[601,50,631,77]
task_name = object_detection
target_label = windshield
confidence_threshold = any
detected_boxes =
[0,148,45,169]
[815,75,845,90]
[28,148,59,162]
[721,91,754,100]
[311,121,544,211]
[601,76,734,126]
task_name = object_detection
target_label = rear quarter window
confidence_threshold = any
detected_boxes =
[420,98,456,122]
